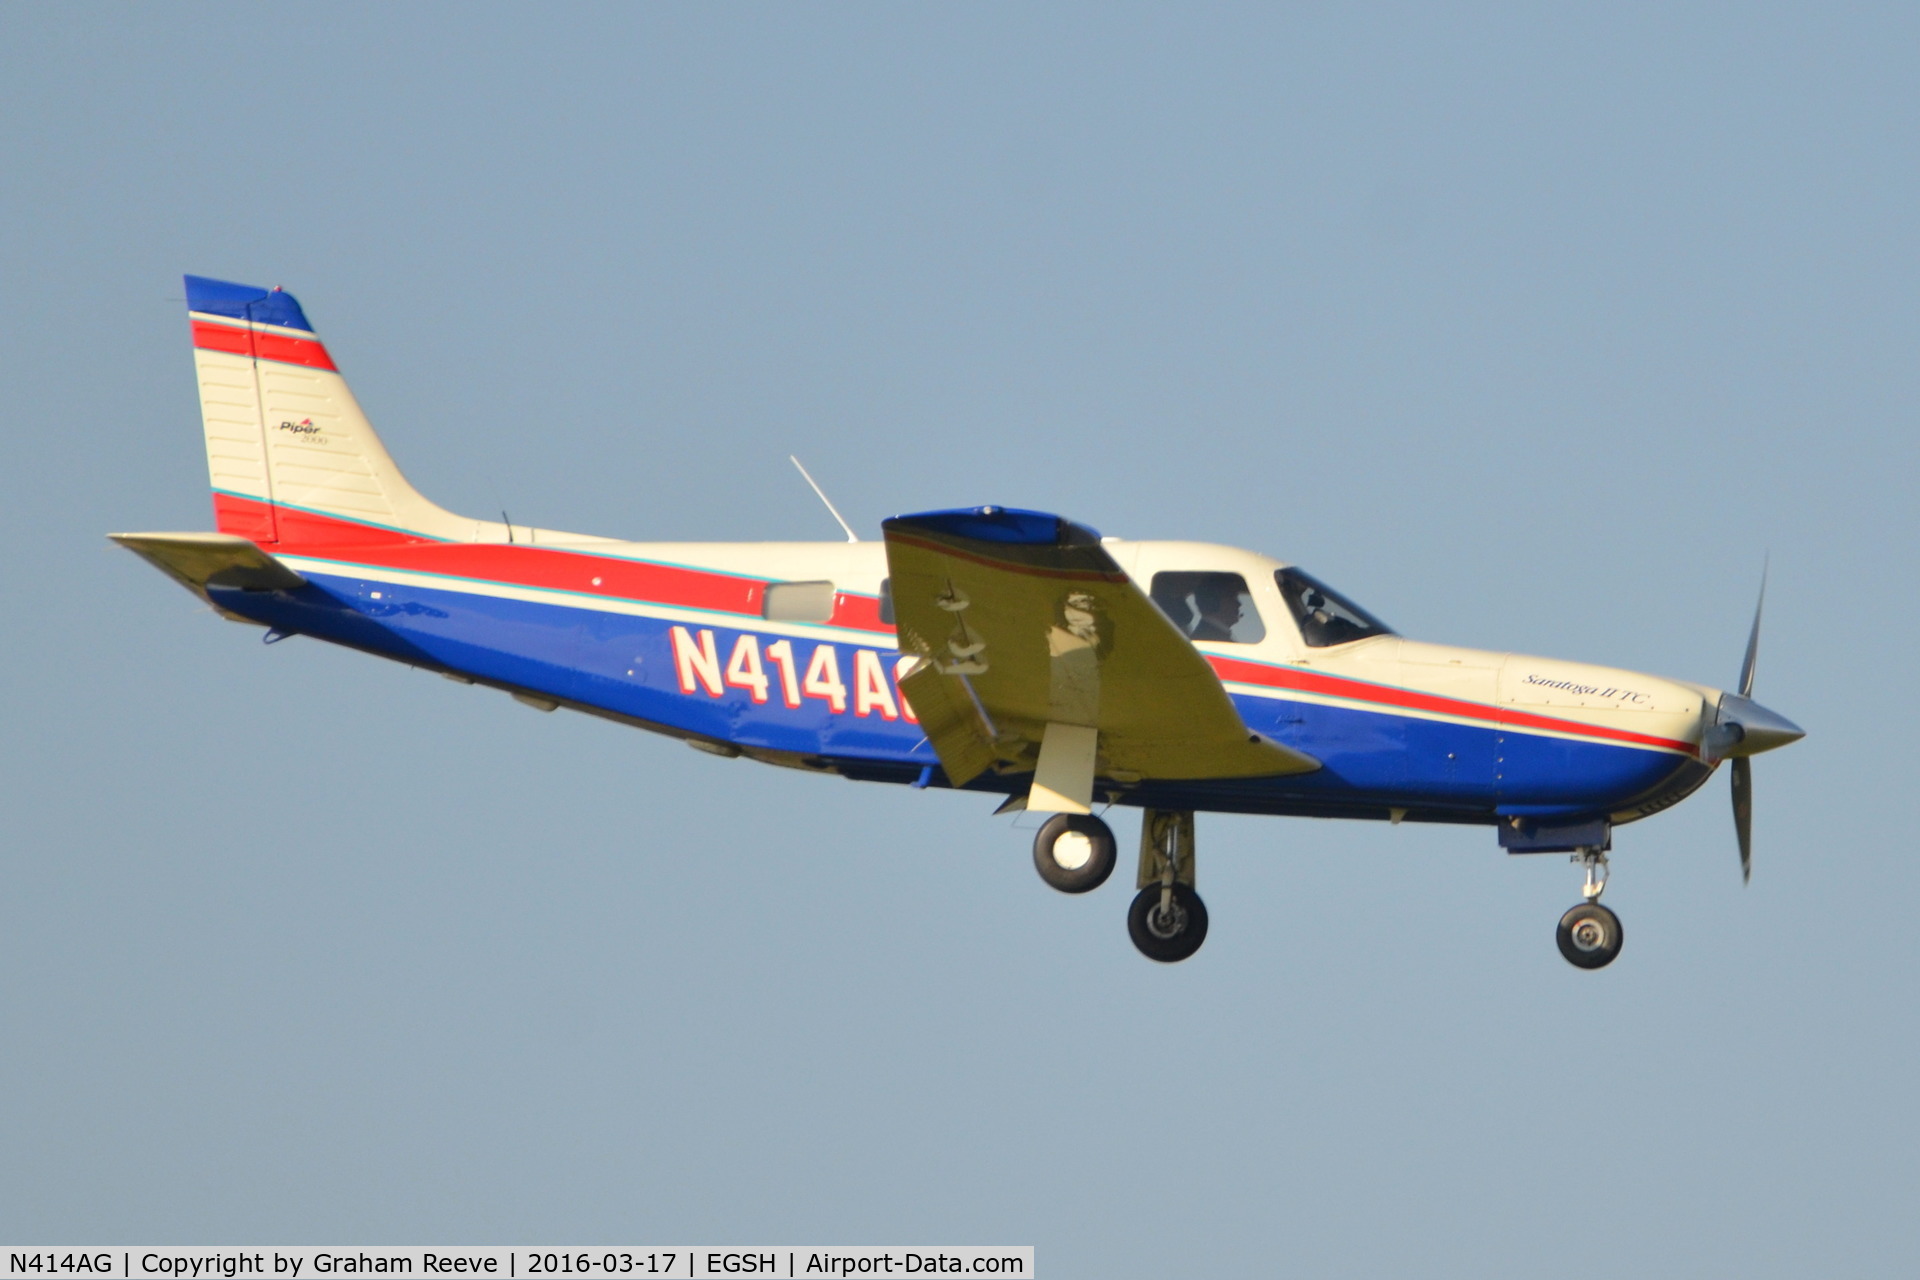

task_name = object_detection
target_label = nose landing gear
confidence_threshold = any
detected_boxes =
[1557,847,1624,969]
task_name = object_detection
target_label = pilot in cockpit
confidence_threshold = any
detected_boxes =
[1188,580,1245,642]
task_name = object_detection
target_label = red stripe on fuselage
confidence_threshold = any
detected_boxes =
[212,495,902,628]
[191,320,337,371]
[324,540,769,617]
[830,592,892,634]
[212,494,441,547]
[1207,654,1695,755]
[211,492,276,542]
[215,495,764,619]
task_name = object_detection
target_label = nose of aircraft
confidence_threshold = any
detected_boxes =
[1713,692,1806,757]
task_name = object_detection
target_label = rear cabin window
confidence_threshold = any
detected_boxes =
[1274,568,1394,648]
[763,580,836,624]
[1149,572,1266,645]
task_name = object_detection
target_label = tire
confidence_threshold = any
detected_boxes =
[1032,813,1117,894]
[1556,902,1624,970]
[1128,884,1210,962]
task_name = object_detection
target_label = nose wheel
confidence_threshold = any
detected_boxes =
[1557,847,1624,969]
[1557,902,1624,968]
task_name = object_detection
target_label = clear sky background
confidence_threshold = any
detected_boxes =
[1,5,1913,1275]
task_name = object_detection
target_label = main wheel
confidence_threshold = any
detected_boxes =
[1556,902,1624,969]
[1032,814,1117,893]
[1128,884,1210,962]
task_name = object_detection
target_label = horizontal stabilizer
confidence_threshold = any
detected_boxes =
[109,531,305,602]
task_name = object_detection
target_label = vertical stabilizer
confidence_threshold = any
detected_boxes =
[186,275,482,546]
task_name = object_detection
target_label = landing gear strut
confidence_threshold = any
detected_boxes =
[1556,847,1624,969]
[1128,809,1208,962]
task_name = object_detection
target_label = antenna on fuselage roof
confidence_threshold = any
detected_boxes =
[486,478,515,544]
[788,455,860,542]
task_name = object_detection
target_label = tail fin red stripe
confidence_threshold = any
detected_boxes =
[190,319,337,372]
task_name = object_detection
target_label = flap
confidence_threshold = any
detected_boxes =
[109,531,305,599]
[883,507,1318,789]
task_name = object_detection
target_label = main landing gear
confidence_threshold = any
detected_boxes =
[1130,809,1206,962]
[1557,847,1624,970]
[1032,813,1117,893]
[1032,807,1208,962]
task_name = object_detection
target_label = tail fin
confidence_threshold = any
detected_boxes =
[186,274,482,547]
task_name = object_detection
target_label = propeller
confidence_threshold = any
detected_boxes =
[1707,563,1804,883]
[1731,755,1753,882]
[1732,567,1764,883]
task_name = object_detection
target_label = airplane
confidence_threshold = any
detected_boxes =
[113,275,1806,968]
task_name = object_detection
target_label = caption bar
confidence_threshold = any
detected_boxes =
[2,1251,1031,1280]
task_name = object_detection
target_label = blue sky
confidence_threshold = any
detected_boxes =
[2,5,1914,1275]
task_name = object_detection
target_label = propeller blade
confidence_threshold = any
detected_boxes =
[1738,560,1768,698]
[1731,756,1753,883]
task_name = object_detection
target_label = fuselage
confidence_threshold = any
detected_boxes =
[200,506,1720,829]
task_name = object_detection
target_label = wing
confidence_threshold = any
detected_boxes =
[882,506,1317,806]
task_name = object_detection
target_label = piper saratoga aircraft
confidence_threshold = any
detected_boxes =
[115,275,1806,967]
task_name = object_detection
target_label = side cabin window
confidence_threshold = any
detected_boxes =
[763,580,836,624]
[878,578,895,626]
[1149,572,1266,644]
[1275,567,1394,648]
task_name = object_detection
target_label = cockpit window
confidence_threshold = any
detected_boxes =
[1150,572,1266,645]
[1275,568,1394,648]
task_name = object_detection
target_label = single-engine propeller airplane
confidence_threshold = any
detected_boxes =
[115,275,1806,967]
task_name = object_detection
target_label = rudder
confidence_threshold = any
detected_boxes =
[186,274,480,547]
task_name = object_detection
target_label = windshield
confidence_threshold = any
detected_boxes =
[1275,568,1394,648]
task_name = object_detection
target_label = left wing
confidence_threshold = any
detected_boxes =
[883,507,1317,810]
